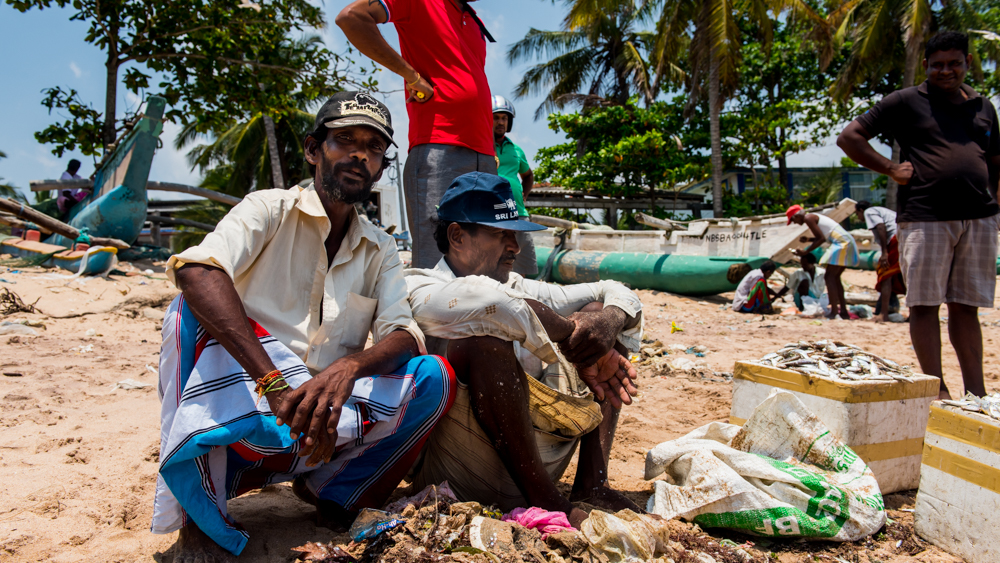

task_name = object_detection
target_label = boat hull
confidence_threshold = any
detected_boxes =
[2,238,117,275]
[536,248,769,296]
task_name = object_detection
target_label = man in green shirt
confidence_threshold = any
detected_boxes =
[493,95,537,276]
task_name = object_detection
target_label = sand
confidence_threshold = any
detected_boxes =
[0,264,995,562]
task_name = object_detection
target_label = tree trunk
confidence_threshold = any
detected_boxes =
[778,153,788,194]
[709,59,724,217]
[103,24,119,150]
[885,15,928,211]
[261,114,285,191]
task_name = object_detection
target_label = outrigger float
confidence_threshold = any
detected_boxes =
[0,97,165,274]
[529,199,859,296]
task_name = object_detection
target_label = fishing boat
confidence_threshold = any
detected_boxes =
[529,199,857,296]
[0,97,165,274]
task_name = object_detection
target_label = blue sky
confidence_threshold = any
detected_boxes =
[0,0,859,199]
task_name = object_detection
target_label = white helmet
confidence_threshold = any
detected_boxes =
[491,95,515,132]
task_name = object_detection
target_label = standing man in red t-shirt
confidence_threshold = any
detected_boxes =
[337,0,497,268]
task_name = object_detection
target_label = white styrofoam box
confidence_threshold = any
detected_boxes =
[730,361,939,493]
[914,403,1000,563]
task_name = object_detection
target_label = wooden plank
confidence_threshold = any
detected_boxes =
[0,198,130,249]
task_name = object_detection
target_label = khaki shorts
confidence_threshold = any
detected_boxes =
[897,215,1000,308]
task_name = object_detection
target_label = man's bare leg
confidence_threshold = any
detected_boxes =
[825,265,849,319]
[876,279,892,322]
[569,399,640,512]
[173,522,234,563]
[446,336,589,527]
[947,302,987,397]
[910,305,948,398]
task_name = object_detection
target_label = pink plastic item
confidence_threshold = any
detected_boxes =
[502,507,575,539]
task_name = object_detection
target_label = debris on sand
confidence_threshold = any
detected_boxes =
[0,287,39,315]
[291,483,766,563]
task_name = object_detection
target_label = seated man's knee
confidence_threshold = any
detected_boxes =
[446,336,516,384]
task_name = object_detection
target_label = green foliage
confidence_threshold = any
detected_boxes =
[840,157,859,168]
[0,151,26,203]
[525,206,594,224]
[535,97,709,198]
[728,20,855,175]
[507,0,658,118]
[7,0,374,155]
[721,183,790,217]
[34,87,104,158]
[799,168,844,207]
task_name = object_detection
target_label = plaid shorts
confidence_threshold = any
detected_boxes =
[897,215,1000,308]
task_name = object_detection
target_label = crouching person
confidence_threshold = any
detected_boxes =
[403,172,644,528]
[150,92,455,560]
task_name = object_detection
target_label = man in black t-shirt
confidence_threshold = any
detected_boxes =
[837,31,999,399]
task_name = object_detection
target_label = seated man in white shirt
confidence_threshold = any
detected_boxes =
[152,92,455,561]
[732,260,782,314]
[404,172,643,528]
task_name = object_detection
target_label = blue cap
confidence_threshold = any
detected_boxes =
[436,172,547,232]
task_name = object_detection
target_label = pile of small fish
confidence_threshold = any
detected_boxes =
[754,340,914,382]
[941,392,1000,421]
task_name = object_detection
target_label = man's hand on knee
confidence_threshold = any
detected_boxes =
[561,307,628,365]
[275,357,359,467]
[577,348,637,408]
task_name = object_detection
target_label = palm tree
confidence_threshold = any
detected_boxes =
[175,101,317,196]
[831,0,1000,209]
[0,151,27,203]
[649,0,828,216]
[507,0,663,118]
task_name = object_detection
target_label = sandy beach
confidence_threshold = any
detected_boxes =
[1,262,994,563]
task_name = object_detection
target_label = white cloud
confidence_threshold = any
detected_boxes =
[69,61,83,78]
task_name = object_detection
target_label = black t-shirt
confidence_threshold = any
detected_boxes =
[855,81,1000,222]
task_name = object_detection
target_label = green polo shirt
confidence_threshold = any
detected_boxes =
[495,136,531,217]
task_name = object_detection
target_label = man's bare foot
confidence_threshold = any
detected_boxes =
[173,523,234,563]
[291,476,353,532]
[570,485,641,514]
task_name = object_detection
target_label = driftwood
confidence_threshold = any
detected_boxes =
[0,198,130,249]
[634,212,687,232]
[0,212,54,233]
[528,214,578,229]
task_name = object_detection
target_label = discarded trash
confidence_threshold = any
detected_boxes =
[645,391,885,541]
[849,304,874,319]
[0,322,38,337]
[580,509,673,562]
[347,508,405,542]
[503,507,574,540]
[72,344,94,353]
[383,481,458,513]
[940,391,1000,421]
[669,357,697,371]
[685,346,707,357]
[291,543,355,562]
[671,321,683,333]
[146,364,157,375]
[84,328,97,337]
[115,379,152,390]
[888,313,906,323]
[752,340,913,382]
[0,287,37,315]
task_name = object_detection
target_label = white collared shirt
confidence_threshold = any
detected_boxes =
[166,183,425,373]
[403,258,643,364]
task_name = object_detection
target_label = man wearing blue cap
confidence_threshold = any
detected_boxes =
[403,172,644,526]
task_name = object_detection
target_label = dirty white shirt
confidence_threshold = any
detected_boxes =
[732,269,766,311]
[166,183,424,373]
[788,267,826,298]
[403,258,643,364]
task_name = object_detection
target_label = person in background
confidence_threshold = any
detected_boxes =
[854,200,904,322]
[732,260,783,314]
[60,159,82,180]
[57,159,88,216]
[337,0,497,269]
[787,205,860,320]
[492,95,538,277]
[836,31,998,398]
[786,253,826,312]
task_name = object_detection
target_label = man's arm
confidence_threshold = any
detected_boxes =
[837,121,913,185]
[795,215,829,256]
[335,0,434,103]
[521,169,534,198]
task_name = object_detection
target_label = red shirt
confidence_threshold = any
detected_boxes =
[380,0,494,156]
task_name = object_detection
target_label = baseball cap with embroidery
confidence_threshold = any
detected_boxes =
[437,172,547,232]
[313,91,397,147]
